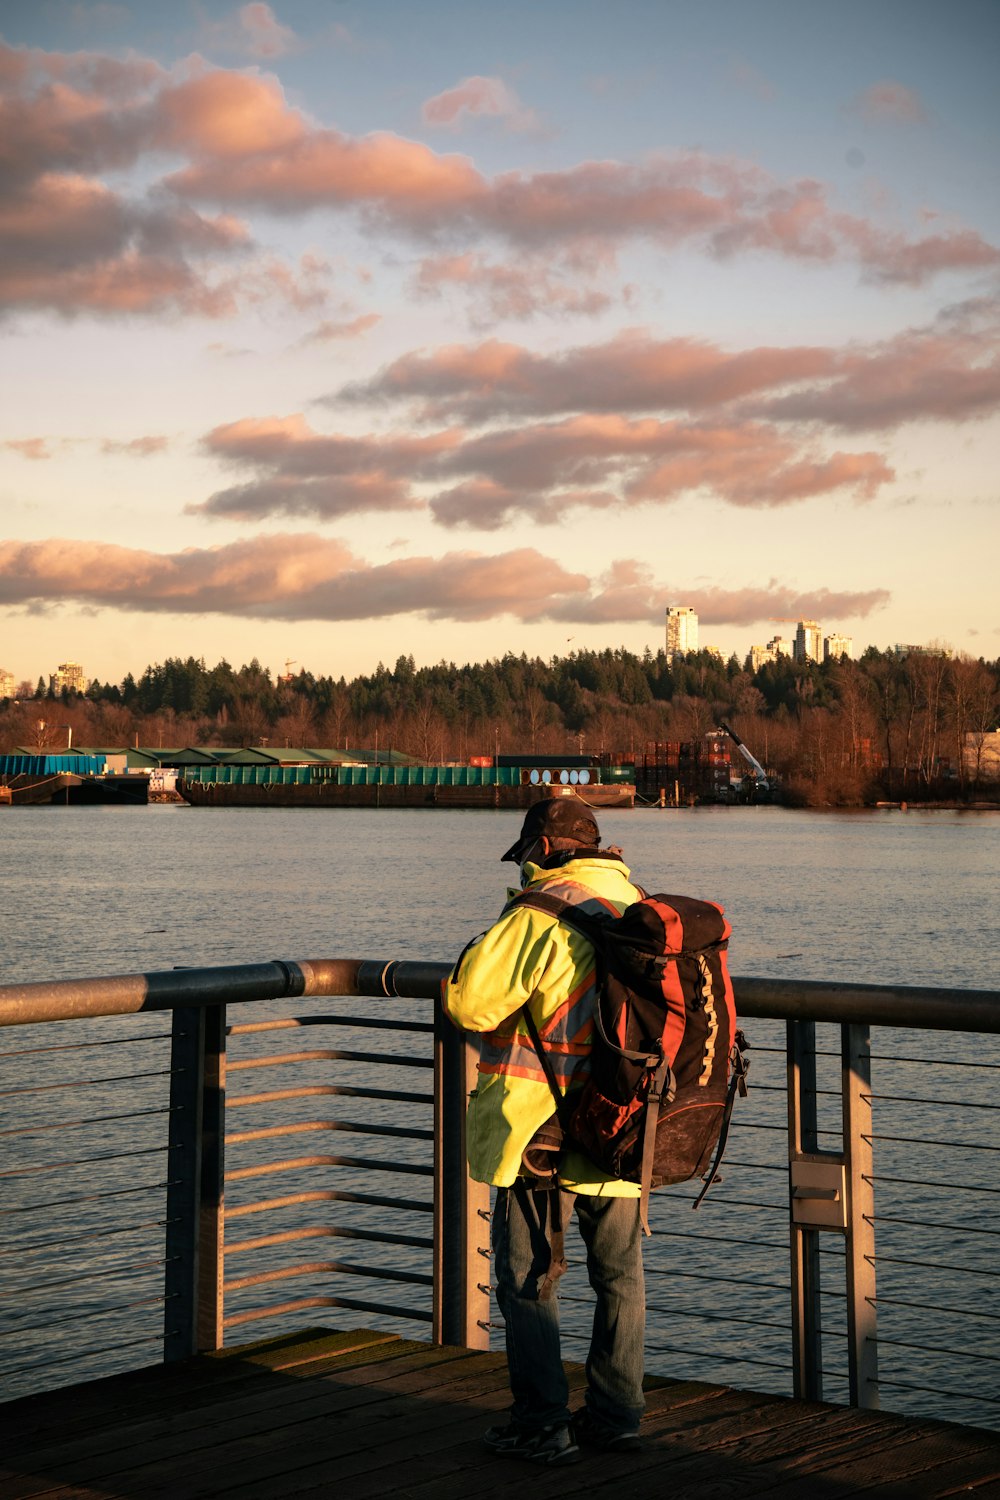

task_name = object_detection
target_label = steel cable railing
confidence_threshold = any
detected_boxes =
[219,1004,438,1343]
[0,961,997,1434]
[0,1016,178,1400]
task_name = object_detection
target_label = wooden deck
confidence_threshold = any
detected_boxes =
[2,1328,999,1499]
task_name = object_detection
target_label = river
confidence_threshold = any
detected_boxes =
[2,805,998,1426]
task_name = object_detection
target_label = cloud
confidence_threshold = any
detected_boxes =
[2,38,994,323]
[191,413,458,520]
[432,415,892,526]
[197,4,298,60]
[0,534,589,622]
[155,70,996,281]
[0,534,888,627]
[541,565,891,626]
[0,46,327,317]
[728,60,776,103]
[299,312,380,344]
[191,407,893,527]
[854,81,927,126]
[100,435,169,456]
[346,311,1000,431]
[751,313,1000,429]
[0,172,250,316]
[159,70,483,216]
[346,330,837,421]
[411,252,617,324]
[421,76,540,133]
[4,437,52,460]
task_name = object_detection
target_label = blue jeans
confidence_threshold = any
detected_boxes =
[492,1183,646,1432]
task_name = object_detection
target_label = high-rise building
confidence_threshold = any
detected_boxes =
[749,635,792,672]
[0,668,15,699]
[823,634,853,662]
[793,621,822,664]
[52,661,86,694]
[665,606,698,659]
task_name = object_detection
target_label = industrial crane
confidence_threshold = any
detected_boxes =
[717,721,769,792]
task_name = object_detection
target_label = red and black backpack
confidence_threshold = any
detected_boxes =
[514,890,749,1233]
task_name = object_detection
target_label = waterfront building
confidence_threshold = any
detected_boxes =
[665,605,698,660]
[0,668,14,699]
[793,620,822,664]
[824,633,853,662]
[52,661,86,694]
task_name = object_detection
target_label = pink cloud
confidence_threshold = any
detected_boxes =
[0,534,888,627]
[0,534,589,622]
[159,71,483,217]
[1,38,993,321]
[434,414,894,523]
[421,76,540,133]
[197,4,298,60]
[753,312,1000,429]
[0,172,247,315]
[0,49,329,317]
[544,572,891,626]
[100,435,169,456]
[300,312,380,343]
[412,252,615,324]
[347,311,1000,432]
[4,438,52,460]
[347,330,837,421]
[855,81,927,125]
[192,407,893,527]
[192,413,460,520]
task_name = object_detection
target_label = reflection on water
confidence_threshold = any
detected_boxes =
[2,805,998,1424]
[3,802,999,986]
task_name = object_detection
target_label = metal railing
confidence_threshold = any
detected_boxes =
[1,963,998,1428]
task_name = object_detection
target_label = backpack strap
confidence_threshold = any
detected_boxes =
[514,888,664,1232]
[521,1003,574,1135]
[637,1054,675,1234]
[513,890,601,1134]
[691,1029,751,1210]
[509,888,602,939]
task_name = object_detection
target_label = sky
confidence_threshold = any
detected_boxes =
[1,0,998,689]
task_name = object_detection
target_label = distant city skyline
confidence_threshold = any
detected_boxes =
[1,2,998,684]
[3,619,977,700]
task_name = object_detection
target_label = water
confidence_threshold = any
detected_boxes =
[2,805,998,1424]
[3,803,998,987]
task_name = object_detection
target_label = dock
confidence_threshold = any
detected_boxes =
[4,1328,999,1499]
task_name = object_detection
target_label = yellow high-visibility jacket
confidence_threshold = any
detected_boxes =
[443,851,642,1196]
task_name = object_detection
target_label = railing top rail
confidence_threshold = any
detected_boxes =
[0,961,998,1034]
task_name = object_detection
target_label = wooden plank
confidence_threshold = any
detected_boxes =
[2,1349,507,1500]
[0,1348,492,1500]
[2,1330,997,1500]
[0,1344,476,1496]
[1,1328,400,1457]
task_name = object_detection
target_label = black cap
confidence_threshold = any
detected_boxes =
[501,795,601,863]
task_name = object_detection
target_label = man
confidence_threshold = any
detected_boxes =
[444,795,646,1466]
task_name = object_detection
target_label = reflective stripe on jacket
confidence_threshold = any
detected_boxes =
[444,852,642,1195]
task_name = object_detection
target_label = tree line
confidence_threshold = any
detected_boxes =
[2,646,998,805]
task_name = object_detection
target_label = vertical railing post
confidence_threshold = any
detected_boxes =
[843,1022,878,1408]
[434,999,490,1349]
[787,1019,824,1400]
[164,1004,226,1361]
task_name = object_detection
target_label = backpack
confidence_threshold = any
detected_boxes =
[513,890,749,1234]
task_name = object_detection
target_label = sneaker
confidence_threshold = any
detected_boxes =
[483,1422,581,1465]
[571,1408,643,1452]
